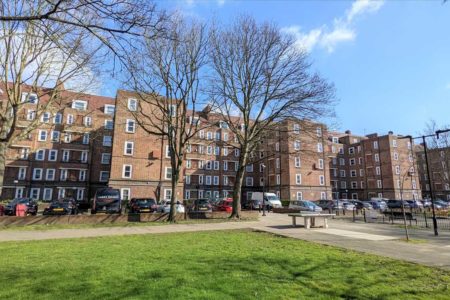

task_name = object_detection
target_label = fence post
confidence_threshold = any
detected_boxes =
[353,207,356,222]
[391,209,394,224]
[409,207,412,226]
[363,209,367,223]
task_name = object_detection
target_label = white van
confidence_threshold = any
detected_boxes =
[251,192,282,208]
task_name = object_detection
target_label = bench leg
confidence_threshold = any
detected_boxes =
[311,217,316,227]
[304,217,311,229]
[324,218,328,229]
[292,216,296,227]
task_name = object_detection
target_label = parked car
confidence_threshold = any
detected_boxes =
[366,199,387,211]
[4,198,38,216]
[421,199,432,208]
[158,200,185,213]
[251,192,282,208]
[434,200,449,209]
[91,188,121,214]
[349,200,372,210]
[43,198,79,215]
[289,200,322,212]
[342,201,355,211]
[243,199,262,210]
[129,198,158,213]
[386,200,410,209]
[216,199,233,212]
[189,199,212,212]
[317,200,347,210]
[406,200,423,209]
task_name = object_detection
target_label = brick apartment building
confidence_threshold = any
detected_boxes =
[107,90,334,203]
[0,84,114,202]
[328,131,422,200]
[255,119,333,202]
[0,84,426,203]
[416,145,450,201]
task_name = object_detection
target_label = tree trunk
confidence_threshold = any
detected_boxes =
[230,165,245,219]
[0,142,7,198]
[168,167,179,223]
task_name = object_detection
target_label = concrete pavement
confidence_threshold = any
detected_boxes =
[0,213,449,270]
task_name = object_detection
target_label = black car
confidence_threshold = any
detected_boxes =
[43,198,79,215]
[243,199,262,210]
[189,199,212,212]
[4,198,38,216]
[129,198,157,213]
[350,200,372,210]
[386,200,410,209]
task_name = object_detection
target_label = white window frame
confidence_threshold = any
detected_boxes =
[72,100,87,111]
[103,136,112,147]
[18,167,27,180]
[124,141,134,156]
[48,150,58,161]
[46,169,55,181]
[128,98,138,111]
[121,188,131,201]
[295,174,302,185]
[99,171,109,182]
[62,150,70,162]
[165,167,172,180]
[53,113,62,124]
[38,130,47,141]
[51,130,60,143]
[104,104,115,115]
[35,149,45,161]
[32,168,43,180]
[126,119,136,133]
[82,133,89,145]
[79,170,87,181]
[43,188,53,201]
[30,188,40,200]
[101,153,111,164]
[122,164,132,179]
[104,119,113,130]
[60,169,68,181]
[81,151,88,163]
[21,92,38,104]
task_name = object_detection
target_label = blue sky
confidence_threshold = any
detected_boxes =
[104,0,450,136]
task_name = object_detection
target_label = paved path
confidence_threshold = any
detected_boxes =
[1,213,449,270]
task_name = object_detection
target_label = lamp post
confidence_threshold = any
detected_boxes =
[261,163,267,216]
[400,134,442,236]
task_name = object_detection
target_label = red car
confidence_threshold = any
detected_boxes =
[217,199,233,212]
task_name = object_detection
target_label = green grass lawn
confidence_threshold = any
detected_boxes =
[0,230,448,299]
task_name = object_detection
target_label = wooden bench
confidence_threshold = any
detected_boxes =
[288,213,336,229]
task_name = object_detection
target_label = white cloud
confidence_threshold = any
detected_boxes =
[283,0,384,53]
[320,24,355,53]
[347,0,384,22]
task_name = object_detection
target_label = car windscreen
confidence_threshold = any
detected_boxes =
[266,195,278,201]
[136,199,155,205]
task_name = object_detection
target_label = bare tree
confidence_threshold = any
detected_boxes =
[126,16,208,222]
[0,8,106,195]
[423,120,450,199]
[209,16,334,218]
[0,0,166,68]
